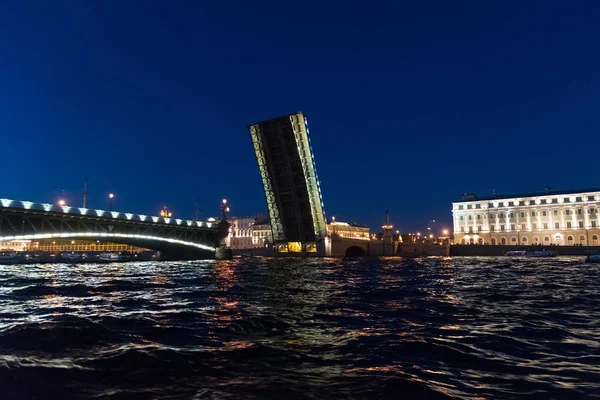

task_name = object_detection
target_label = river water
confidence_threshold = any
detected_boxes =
[0,257,598,399]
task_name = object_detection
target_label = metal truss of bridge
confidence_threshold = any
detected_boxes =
[249,111,327,253]
[0,198,220,260]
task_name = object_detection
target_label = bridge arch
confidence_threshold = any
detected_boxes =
[345,246,366,257]
[0,232,216,259]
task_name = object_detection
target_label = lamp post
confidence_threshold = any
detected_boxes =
[58,199,66,207]
[221,198,230,220]
[332,216,336,235]
[109,193,114,211]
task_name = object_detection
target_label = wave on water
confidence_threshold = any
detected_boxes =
[0,257,599,399]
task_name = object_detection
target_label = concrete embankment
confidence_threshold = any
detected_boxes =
[450,245,600,256]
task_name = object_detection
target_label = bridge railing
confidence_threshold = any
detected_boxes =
[0,198,216,229]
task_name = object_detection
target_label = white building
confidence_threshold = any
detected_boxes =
[452,188,600,246]
[227,216,256,249]
[326,221,370,240]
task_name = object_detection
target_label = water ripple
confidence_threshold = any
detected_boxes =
[0,257,599,399]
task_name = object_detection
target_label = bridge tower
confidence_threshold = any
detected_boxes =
[382,210,396,255]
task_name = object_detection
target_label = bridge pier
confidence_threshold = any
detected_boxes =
[215,247,233,260]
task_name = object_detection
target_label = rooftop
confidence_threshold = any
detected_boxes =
[454,187,600,203]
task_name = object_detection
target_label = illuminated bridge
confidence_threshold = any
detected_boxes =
[0,198,221,260]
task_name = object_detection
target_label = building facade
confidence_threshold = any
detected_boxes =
[327,221,370,240]
[252,218,273,247]
[452,188,600,246]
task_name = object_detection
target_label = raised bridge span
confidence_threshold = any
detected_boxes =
[0,198,221,260]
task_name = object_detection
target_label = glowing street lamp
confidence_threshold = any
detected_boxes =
[221,199,230,219]
[109,193,115,211]
[58,199,66,207]
[442,229,449,236]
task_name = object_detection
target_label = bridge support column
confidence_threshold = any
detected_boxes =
[215,247,233,260]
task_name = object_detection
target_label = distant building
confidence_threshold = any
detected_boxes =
[452,187,600,246]
[0,240,29,251]
[327,221,370,240]
[228,216,256,249]
[252,217,273,247]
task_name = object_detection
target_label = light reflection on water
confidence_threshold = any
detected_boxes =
[0,256,599,399]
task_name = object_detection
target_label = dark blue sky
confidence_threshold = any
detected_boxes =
[1,1,599,233]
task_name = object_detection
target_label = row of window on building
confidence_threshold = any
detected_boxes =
[462,235,599,245]
[457,195,598,210]
[460,219,598,233]
[459,207,598,221]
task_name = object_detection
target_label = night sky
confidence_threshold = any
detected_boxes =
[1,1,599,233]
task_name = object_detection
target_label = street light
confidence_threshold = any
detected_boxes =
[332,216,336,235]
[442,229,449,236]
[58,199,66,207]
[109,193,114,211]
[221,199,230,219]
